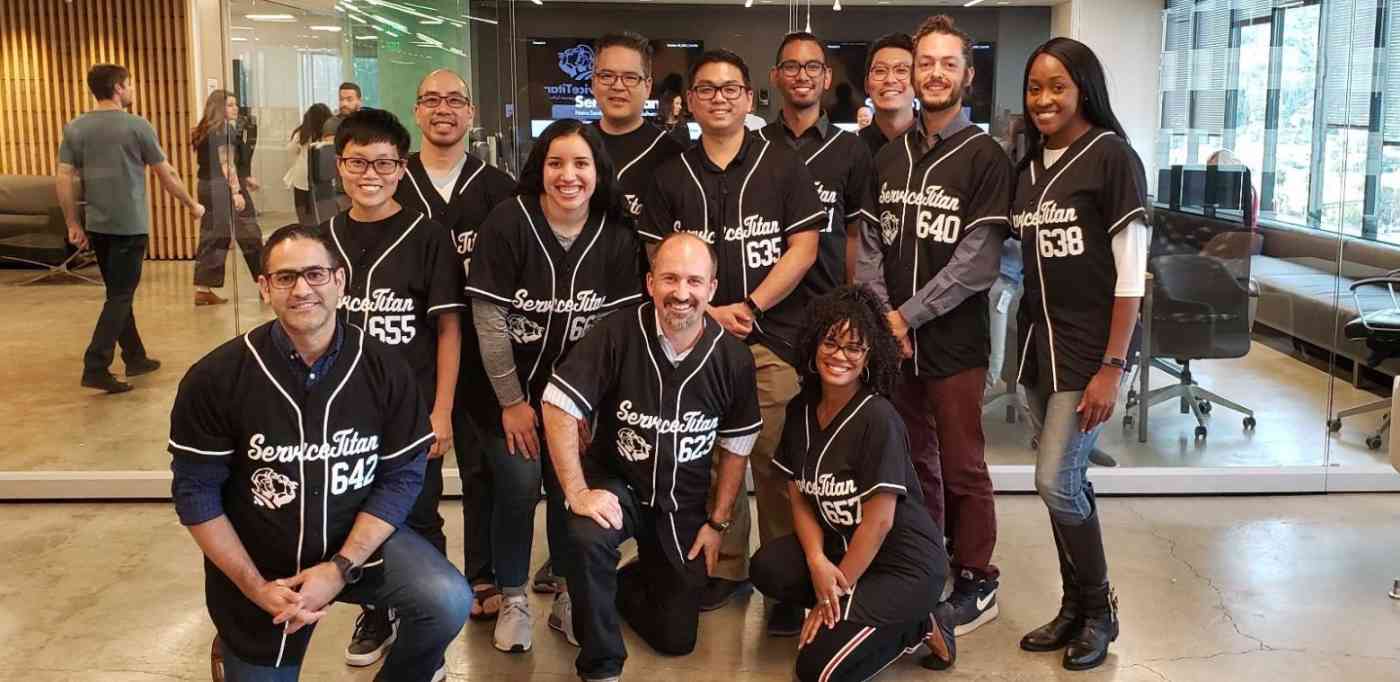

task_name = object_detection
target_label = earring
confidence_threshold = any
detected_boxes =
[862,366,871,382]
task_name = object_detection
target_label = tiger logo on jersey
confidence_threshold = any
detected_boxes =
[507,313,545,344]
[617,427,651,462]
[250,467,298,510]
[880,210,900,246]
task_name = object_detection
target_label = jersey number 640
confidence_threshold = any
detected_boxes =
[916,211,961,244]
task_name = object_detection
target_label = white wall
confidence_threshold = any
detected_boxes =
[1053,0,1163,193]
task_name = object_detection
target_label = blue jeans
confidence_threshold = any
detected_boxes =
[485,428,575,589]
[1025,384,1103,525]
[218,529,470,682]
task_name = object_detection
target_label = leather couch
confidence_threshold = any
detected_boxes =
[0,174,70,267]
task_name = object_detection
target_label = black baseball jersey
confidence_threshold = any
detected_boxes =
[1012,129,1148,393]
[757,118,877,293]
[324,209,466,405]
[773,388,942,626]
[548,302,762,567]
[594,120,686,224]
[466,195,644,406]
[639,131,827,364]
[858,122,893,158]
[872,125,1013,377]
[395,153,516,427]
[168,321,432,667]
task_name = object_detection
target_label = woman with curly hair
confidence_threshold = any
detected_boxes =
[750,285,957,681]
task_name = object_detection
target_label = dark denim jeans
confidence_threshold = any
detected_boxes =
[83,232,148,377]
[218,528,470,682]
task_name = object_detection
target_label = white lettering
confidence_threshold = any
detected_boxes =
[339,288,417,314]
[723,214,782,242]
[246,430,381,463]
[1012,200,1080,232]
[795,472,858,498]
[878,182,962,212]
[613,399,720,435]
[512,288,608,315]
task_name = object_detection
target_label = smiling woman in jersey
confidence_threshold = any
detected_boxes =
[749,285,956,681]
[465,118,643,654]
[1010,38,1150,672]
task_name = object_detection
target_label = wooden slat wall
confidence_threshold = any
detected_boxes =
[0,0,198,259]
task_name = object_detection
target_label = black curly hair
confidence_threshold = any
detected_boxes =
[795,285,902,397]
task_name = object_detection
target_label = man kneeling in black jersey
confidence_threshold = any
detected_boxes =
[169,225,470,682]
[540,232,763,682]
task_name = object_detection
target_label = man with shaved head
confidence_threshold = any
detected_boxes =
[392,68,517,630]
[539,232,761,681]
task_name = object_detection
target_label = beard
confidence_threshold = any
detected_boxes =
[659,296,702,333]
[917,73,970,113]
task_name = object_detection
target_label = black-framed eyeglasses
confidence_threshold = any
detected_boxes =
[267,266,334,289]
[818,338,870,360]
[416,94,471,109]
[691,82,749,101]
[777,60,827,78]
[868,64,913,82]
[337,156,405,175]
[595,70,646,89]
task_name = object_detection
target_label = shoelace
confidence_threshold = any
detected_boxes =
[502,599,530,620]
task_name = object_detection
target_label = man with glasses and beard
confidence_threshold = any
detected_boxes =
[394,69,517,623]
[638,49,825,638]
[759,31,876,289]
[539,232,762,682]
[170,225,469,682]
[855,15,1012,641]
[858,33,917,157]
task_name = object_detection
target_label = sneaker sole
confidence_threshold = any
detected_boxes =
[954,602,1000,637]
[492,640,532,654]
[698,582,755,612]
[345,630,398,667]
[548,615,579,647]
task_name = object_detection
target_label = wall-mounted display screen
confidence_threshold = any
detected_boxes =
[526,36,704,136]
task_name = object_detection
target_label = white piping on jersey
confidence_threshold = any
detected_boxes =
[736,139,770,295]
[1107,206,1147,234]
[809,393,876,553]
[636,306,666,507]
[551,213,606,381]
[328,213,424,332]
[426,302,467,314]
[902,130,990,377]
[383,432,436,460]
[669,513,685,566]
[551,375,594,413]
[1031,130,1114,392]
[406,170,433,219]
[804,128,844,164]
[718,418,763,435]
[858,482,908,499]
[242,332,305,669]
[820,624,875,682]
[457,161,485,196]
[321,328,365,557]
[168,440,233,456]
[1016,322,1035,387]
[678,156,708,233]
[670,331,725,511]
[966,214,1009,230]
[516,197,560,389]
[617,130,669,181]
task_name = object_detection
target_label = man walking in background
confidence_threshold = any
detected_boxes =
[57,63,204,394]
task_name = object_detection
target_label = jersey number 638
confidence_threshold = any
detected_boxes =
[1037,226,1085,258]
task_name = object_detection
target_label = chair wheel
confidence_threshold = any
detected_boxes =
[1327,418,1343,433]
[1198,400,1212,414]
[1367,435,1384,450]
[1030,436,1039,451]
[1243,416,1256,431]
[1194,425,1208,439]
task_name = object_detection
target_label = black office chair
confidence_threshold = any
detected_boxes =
[1138,253,1257,439]
[1327,274,1400,450]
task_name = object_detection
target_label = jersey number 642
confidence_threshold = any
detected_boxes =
[331,455,378,495]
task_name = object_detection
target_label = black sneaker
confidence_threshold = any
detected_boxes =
[533,559,562,594]
[698,577,754,612]
[81,372,132,394]
[947,570,1000,636]
[766,601,804,637]
[920,602,958,671]
[345,606,398,667]
[125,357,162,377]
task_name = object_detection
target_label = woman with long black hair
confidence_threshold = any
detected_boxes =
[1010,37,1148,671]
[283,102,333,226]
[466,118,643,655]
[749,285,956,681]
[190,89,263,306]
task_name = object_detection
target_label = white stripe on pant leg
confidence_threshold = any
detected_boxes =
[819,626,875,682]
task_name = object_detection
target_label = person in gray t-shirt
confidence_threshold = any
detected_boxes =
[56,63,204,393]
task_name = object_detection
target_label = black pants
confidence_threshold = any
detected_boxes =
[566,476,708,680]
[194,181,263,288]
[405,456,447,555]
[83,232,149,377]
[451,406,494,584]
[752,535,931,682]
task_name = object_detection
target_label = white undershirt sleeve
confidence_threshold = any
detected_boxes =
[541,384,584,420]
[719,433,758,457]
[1111,218,1150,297]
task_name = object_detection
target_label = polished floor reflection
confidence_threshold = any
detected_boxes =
[3,495,1399,681]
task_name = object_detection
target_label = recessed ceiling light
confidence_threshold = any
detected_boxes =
[231,25,253,31]
[356,35,378,40]
[964,0,986,6]
[245,13,295,22]
[231,36,248,42]
[310,25,342,32]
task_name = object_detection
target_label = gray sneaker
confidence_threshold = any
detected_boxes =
[493,595,533,653]
[548,592,579,647]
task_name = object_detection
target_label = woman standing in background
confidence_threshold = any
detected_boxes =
[189,89,263,306]
[284,102,333,226]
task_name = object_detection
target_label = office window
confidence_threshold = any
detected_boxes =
[1233,21,1270,177]
[1274,2,1319,224]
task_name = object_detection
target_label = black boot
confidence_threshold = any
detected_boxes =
[1019,518,1082,652]
[1058,485,1117,671]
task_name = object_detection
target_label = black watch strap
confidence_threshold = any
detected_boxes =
[331,553,362,584]
[706,517,732,533]
[745,296,764,319]
[1102,356,1127,370]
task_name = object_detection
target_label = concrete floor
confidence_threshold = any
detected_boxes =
[3,494,1400,681]
[0,256,1391,474]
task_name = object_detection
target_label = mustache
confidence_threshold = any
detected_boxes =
[663,295,697,307]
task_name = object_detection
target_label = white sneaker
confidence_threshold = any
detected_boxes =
[493,595,533,653]
[431,663,447,681]
[549,591,579,647]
